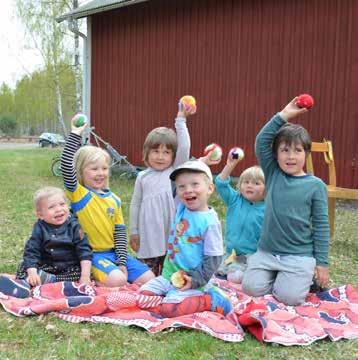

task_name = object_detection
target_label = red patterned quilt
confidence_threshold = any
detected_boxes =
[1,279,357,345]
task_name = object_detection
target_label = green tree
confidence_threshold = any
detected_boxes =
[14,64,76,135]
[0,114,18,136]
[0,83,15,116]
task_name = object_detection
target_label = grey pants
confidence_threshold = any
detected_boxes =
[242,249,315,306]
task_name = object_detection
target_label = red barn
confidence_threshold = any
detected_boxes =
[59,0,358,188]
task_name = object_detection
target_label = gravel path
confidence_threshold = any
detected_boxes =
[0,142,39,150]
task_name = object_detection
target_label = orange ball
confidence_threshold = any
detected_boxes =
[180,95,196,107]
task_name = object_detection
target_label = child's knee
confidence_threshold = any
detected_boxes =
[134,270,155,285]
[242,276,271,297]
[103,270,127,287]
[273,287,307,306]
[242,276,263,296]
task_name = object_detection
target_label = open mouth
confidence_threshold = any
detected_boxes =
[54,214,65,221]
[185,196,197,204]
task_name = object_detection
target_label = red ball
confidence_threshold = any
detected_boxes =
[296,94,314,109]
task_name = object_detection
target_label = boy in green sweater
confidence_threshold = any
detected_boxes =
[242,98,330,305]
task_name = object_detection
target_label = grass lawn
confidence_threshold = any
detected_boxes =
[0,148,357,359]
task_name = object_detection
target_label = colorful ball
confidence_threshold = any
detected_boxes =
[204,143,223,161]
[296,94,314,109]
[180,95,196,107]
[171,271,186,288]
[73,113,87,127]
[229,147,245,161]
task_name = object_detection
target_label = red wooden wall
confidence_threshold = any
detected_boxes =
[90,0,358,188]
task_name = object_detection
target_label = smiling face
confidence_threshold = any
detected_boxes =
[82,156,110,191]
[147,144,174,171]
[36,193,69,226]
[240,178,265,203]
[277,141,307,176]
[175,171,214,211]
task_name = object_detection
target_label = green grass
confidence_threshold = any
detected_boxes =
[0,148,357,360]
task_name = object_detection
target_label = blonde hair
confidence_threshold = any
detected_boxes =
[33,186,67,211]
[237,166,265,190]
[142,127,177,166]
[74,145,111,187]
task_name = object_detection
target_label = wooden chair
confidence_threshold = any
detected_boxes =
[306,139,358,238]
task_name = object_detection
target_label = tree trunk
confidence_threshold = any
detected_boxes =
[73,0,82,113]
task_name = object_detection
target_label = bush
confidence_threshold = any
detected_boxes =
[0,114,18,136]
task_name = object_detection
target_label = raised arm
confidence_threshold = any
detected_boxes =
[173,99,196,167]
[60,118,87,192]
[255,98,308,173]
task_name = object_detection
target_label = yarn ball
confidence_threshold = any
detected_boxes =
[73,113,88,127]
[204,143,223,161]
[180,95,196,107]
[296,94,314,109]
[229,147,245,161]
[171,270,186,288]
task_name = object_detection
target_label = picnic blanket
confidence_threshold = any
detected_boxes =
[1,279,357,345]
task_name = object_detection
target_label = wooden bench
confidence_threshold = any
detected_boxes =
[306,140,358,238]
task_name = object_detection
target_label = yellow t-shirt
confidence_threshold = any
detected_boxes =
[66,183,124,251]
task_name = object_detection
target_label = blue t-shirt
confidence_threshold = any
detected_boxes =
[215,176,265,255]
[162,203,223,281]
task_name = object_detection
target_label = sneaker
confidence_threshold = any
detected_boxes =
[0,276,30,298]
[310,277,328,293]
[38,270,56,284]
[207,286,232,315]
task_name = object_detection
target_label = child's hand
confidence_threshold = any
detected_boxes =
[226,153,242,168]
[279,97,308,121]
[78,275,92,286]
[199,151,222,166]
[130,234,140,252]
[27,268,41,286]
[177,100,197,118]
[71,115,88,135]
[315,266,329,288]
[179,273,192,291]
[119,265,128,279]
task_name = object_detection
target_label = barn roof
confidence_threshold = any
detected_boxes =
[57,0,149,22]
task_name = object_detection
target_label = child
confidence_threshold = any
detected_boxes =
[242,98,330,306]
[0,186,92,298]
[60,119,155,287]
[137,160,232,317]
[215,153,265,283]
[129,99,195,275]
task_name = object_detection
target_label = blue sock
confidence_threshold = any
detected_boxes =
[207,286,233,315]
[0,275,31,298]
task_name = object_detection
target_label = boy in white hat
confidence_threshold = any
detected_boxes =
[138,160,232,317]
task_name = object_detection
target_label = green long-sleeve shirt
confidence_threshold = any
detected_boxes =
[255,113,330,266]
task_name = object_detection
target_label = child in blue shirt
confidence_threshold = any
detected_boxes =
[139,160,232,317]
[215,151,265,283]
[242,98,330,305]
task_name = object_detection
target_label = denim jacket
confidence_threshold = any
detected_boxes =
[22,215,92,271]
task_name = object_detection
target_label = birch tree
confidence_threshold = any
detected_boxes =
[15,0,75,135]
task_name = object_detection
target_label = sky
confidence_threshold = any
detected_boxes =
[1,0,88,89]
[0,0,88,89]
[0,1,44,88]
